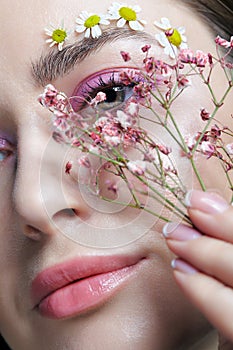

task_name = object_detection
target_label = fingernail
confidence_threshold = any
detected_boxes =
[185,190,229,214]
[171,258,198,274]
[163,222,202,240]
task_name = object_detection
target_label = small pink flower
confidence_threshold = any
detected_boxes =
[143,150,155,162]
[65,161,72,174]
[200,141,215,158]
[157,144,172,155]
[200,108,211,121]
[143,56,155,73]
[134,81,152,98]
[178,49,194,63]
[141,44,151,53]
[184,134,199,151]
[78,156,91,168]
[90,92,106,106]
[226,143,233,155]
[177,75,191,89]
[106,180,118,194]
[89,144,100,155]
[104,135,121,146]
[120,51,131,62]
[119,69,139,86]
[195,50,209,67]
[53,117,69,131]
[215,35,233,48]
[210,124,221,138]
[115,110,132,129]
[38,84,59,108]
[94,116,109,128]
[72,139,82,147]
[127,160,146,176]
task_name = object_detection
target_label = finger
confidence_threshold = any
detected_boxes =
[171,259,233,343]
[163,223,233,288]
[185,190,233,243]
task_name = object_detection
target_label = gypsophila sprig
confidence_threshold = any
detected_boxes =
[76,11,110,38]
[38,32,233,223]
[108,2,146,31]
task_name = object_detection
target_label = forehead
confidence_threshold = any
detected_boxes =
[0,0,215,89]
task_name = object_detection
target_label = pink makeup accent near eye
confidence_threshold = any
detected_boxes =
[70,67,142,111]
[0,138,9,147]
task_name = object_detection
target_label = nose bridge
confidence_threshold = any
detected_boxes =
[13,125,70,231]
[14,127,50,222]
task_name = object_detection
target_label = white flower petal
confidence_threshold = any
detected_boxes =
[169,46,177,58]
[49,41,56,48]
[92,25,102,38]
[129,20,144,31]
[155,32,168,47]
[58,43,64,51]
[85,28,91,38]
[154,17,171,30]
[180,42,188,49]
[100,18,110,25]
[76,18,85,25]
[80,11,89,20]
[44,28,53,35]
[132,5,141,12]
[117,17,126,27]
[177,26,185,34]
[76,25,86,33]
[139,19,147,25]
[181,34,187,43]
[45,38,53,43]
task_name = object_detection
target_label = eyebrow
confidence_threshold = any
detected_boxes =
[31,27,154,86]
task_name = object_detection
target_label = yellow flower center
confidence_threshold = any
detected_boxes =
[119,7,137,21]
[52,29,67,43]
[84,15,101,28]
[165,28,182,47]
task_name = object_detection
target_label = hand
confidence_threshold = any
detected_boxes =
[162,189,233,348]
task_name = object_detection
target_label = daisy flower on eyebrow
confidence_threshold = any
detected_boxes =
[154,17,188,59]
[75,11,110,38]
[107,2,146,31]
[44,23,70,51]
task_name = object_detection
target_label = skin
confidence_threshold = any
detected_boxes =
[0,0,232,349]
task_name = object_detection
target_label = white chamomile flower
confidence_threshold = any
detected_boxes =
[76,11,110,39]
[108,2,146,31]
[44,24,69,51]
[154,17,188,59]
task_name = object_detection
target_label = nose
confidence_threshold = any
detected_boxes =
[13,126,90,240]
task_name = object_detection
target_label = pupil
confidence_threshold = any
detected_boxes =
[105,87,123,103]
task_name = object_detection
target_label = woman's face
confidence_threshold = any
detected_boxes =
[0,0,231,349]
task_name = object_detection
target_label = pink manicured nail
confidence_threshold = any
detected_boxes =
[162,223,202,240]
[171,258,198,274]
[185,190,229,214]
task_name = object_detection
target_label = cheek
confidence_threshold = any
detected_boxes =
[0,165,15,234]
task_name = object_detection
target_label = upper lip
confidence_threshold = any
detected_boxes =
[31,253,145,308]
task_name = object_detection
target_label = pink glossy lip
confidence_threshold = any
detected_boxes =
[31,254,145,319]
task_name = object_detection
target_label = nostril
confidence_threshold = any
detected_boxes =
[24,226,43,241]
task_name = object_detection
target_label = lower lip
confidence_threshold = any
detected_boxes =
[37,263,140,319]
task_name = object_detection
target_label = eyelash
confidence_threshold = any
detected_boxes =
[71,68,141,111]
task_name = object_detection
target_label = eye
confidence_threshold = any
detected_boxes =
[0,138,15,164]
[71,68,141,112]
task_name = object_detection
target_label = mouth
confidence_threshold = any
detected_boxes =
[31,254,146,319]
